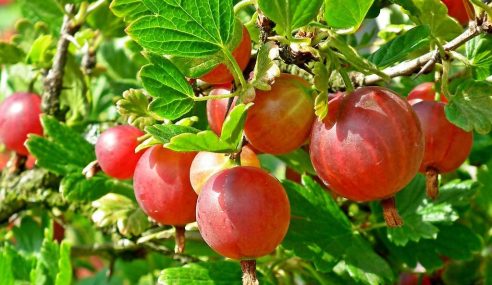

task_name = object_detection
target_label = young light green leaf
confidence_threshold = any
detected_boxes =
[0,42,25,65]
[55,242,72,285]
[0,248,14,285]
[127,0,235,57]
[409,0,462,40]
[26,35,55,68]
[140,54,195,120]
[117,89,157,129]
[145,124,200,145]
[445,80,492,134]
[324,0,375,30]
[313,62,330,119]
[250,42,281,91]
[110,0,151,22]
[220,103,252,148]
[258,0,323,37]
[158,261,242,285]
[466,34,492,80]
[166,131,234,153]
[368,25,430,68]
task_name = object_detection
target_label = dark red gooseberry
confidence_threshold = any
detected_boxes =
[244,73,315,155]
[310,87,424,227]
[0,93,43,156]
[407,82,448,105]
[197,166,290,260]
[200,27,252,85]
[412,101,473,199]
[95,125,144,180]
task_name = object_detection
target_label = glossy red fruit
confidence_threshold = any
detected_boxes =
[200,27,252,85]
[190,145,260,194]
[310,87,424,226]
[244,73,315,155]
[0,93,43,156]
[197,166,290,260]
[442,0,474,25]
[26,154,36,169]
[412,101,473,198]
[206,88,235,135]
[133,146,197,226]
[407,82,448,105]
[95,125,144,180]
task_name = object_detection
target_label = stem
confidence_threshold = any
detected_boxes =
[42,4,82,120]
[234,0,254,14]
[223,47,248,89]
[426,167,439,200]
[441,60,451,99]
[240,260,259,285]
[194,91,238,102]
[8,153,27,175]
[174,226,186,254]
[82,160,101,179]
[381,197,403,228]
[364,21,490,85]
[339,68,355,93]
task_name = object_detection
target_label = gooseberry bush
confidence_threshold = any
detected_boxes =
[0,0,492,284]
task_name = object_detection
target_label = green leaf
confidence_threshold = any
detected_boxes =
[0,42,25,65]
[61,174,113,202]
[12,216,44,253]
[324,0,375,30]
[0,248,14,285]
[250,42,281,91]
[158,261,242,285]
[167,131,233,152]
[277,149,316,175]
[26,116,95,175]
[409,0,462,39]
[140,54,194,120]
[26,35,55,68]
[218,103,252,148]
[110,0,151,22]
[55,242,72,285]
[313,62,330,119]
[445,80,492,134]
[17,0,64,34]
[466,34,492,80]
[282,176,393,284]
[369,25,430,68]
[145,124,200,145]
[258,0,323,36]
[127,0,235,57]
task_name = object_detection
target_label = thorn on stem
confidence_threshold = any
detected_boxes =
[82,160,101,179]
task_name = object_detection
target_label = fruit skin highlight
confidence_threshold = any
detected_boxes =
[133,146,197,226]
[0,93,43,156]
[310,87,424,201]
[196,166,290,260]
[244,73,315,155]
[411,101,473,199]
[200,26,252,85]
[95,125,144,180]
[189,145,260,194]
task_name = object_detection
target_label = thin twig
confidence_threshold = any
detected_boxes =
[42,4,82,120]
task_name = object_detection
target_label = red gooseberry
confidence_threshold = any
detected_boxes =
[441,0,474,26]
[95,125,144,180]
[244,73,315,155]
[0,93,43,156]
[189,145,260,194]
[411,100,473,199]
[200,26,252,85]
[310,87,424,227]
[407,82,448,105]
